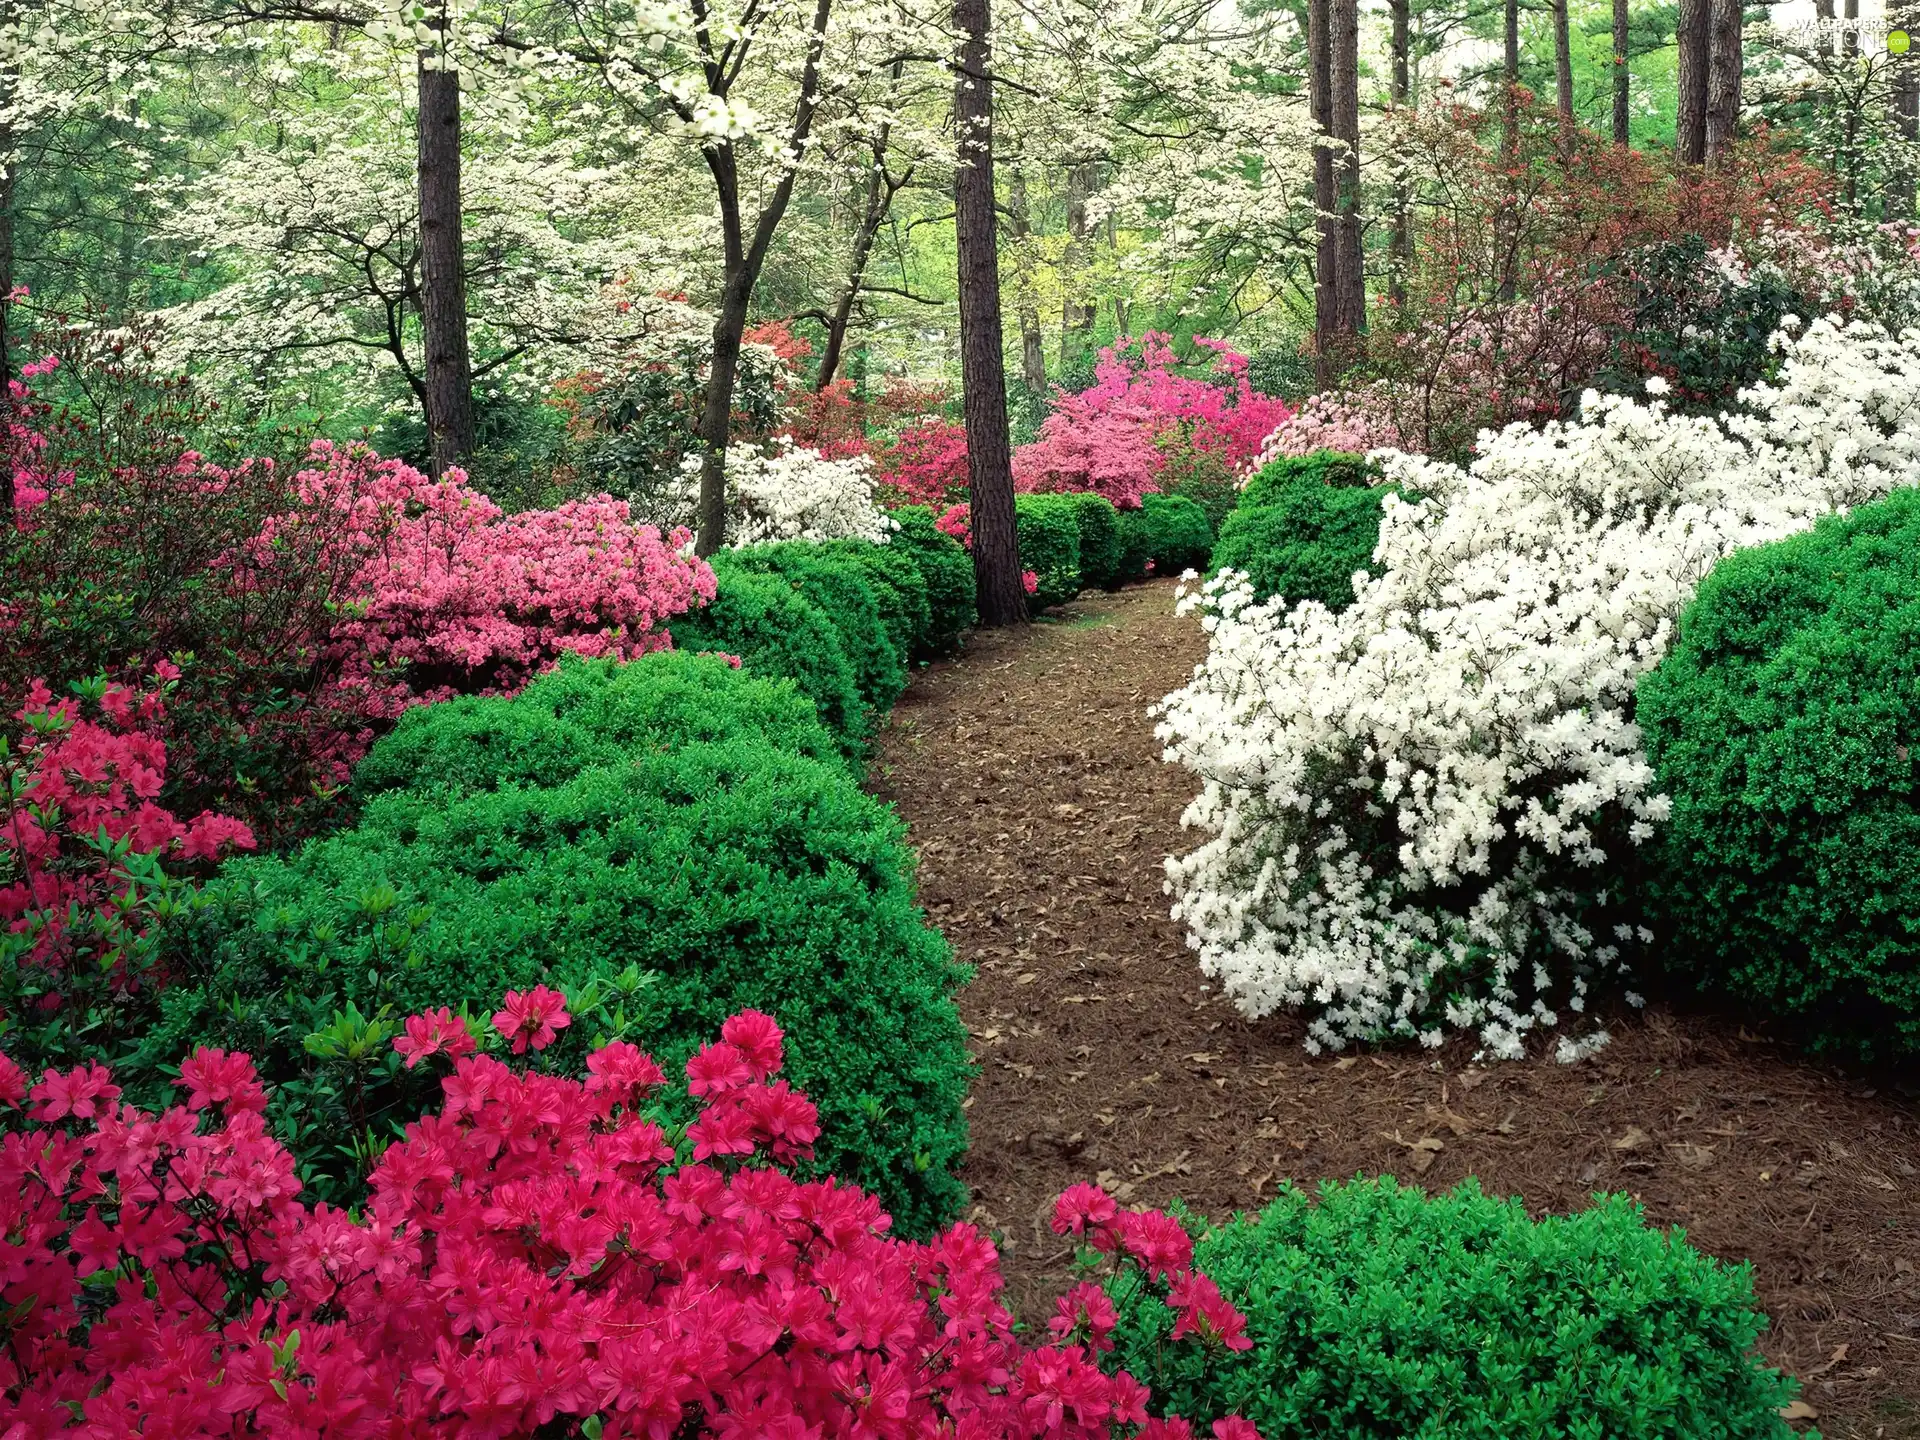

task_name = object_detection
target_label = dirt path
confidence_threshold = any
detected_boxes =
[872,579,1920,1439]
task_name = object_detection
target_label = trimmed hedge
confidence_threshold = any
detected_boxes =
[1069,492,1126,591]
[821,537,934,661]
[664,562,868,753]
[1015,494,1085,610]
[354,650,840,801]
[1108,1178,1799,1440]
[1238,449,1379,508]
[886,507,976,655]
[1639,486,1920,1058]
[146,658,973,1235]
[721,543,906,715]
[1125,493,1214,576]
[1211,471,1390,610]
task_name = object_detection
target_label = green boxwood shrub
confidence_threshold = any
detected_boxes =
[887,507,976,655]
[1125,493,1214,576]
[1238,449,1380,508]
[1156,431,1242,536]
[1015,494,1084,610]
[354,650,839,802]
[1108,1177,1799,1440]
[1211,474,1390,610]
[821,538,934,660]
[721,543,906,716]
[1639,486,1920,1058]
[1069,492,1125,592]
[149,717,972,1234]
[665,561,867,753]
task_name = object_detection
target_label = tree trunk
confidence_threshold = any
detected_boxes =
[953,0,1025,626]
[693,0,835,555]
[1309,0,1337,385]
[1843,0,1858,56]
[1008,167,1048,395]
[1705,0,1742,161]
[1890,2,1919,218]
[1389,0,1411,307]
[814,161,893,390]
[1553,0,1575,121]
[1060,162,1096,361]
[1,100,13,521]
[1498,0,1520,300]
[1814,0,1833,54]
[1612,0,1631,144]
[417,48,474,476]
[1676,0,1710,164]
[1331,0,1365,338]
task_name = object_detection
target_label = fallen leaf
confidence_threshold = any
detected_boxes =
[1455,1069,1488,1091]
[1807,1344,1849,1377]
[1424,1103,1474,1137]
[1184,1052,1221,1064]
[1334,1057,1358,1071]
[1015,973,1038,985]
[1613,1126,1653,1152]
[1381,1131,1445,1174]
[1778,1400,1818,1422]
[1668,1142,1716,1170]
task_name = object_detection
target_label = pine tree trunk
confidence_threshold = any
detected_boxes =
[1331,0,1365,339]
[1389,0,1411,306]
[1676,0,1710,164]
[1553,0,1575,121]
[953,0,1025,626]
[417,50,474,476]
[1008,167,1048,395]
[1309,0,1337,385]
[1705,0,1743,160]
[1890,2,1919,218]
[1612,0,1632,144]
[1060,162,1096,360]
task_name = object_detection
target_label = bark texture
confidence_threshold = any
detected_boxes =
[1676,0,1710,164]
[417,55,474,477]
[1613,0,1632,144]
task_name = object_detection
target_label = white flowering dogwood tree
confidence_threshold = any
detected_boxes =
[1155,318,1920,1059]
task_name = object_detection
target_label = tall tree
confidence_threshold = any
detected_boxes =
[1389,0,1411,305]
[1676,0,1710,163]
[952,0,1024,625]
[1892,1,1919,218]
[1704,0,1742,161]
[416,2,474,476]
[1552,0,1575,121]
[1498,0,1521,299]
[1331,0,1364,338]
[1843,0,1859,56]
[1060,161,1097,360]
[813,133,912,390]
[1008,165,1048,396]
[1612,0,1631,143]
[1309,0,1337,384]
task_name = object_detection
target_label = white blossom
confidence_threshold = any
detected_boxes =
[1154,317,1920,1057]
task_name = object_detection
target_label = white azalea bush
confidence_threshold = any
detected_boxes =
[663,441,897,546]
[1154,318,1920,1058]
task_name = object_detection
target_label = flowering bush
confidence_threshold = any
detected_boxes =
[1254,389,1409,465]
[664,441,896,546]
[2,331,715,845]
[1156,318,1920,1058]
[1,675,255,1075]
[878,416,971,508]
[1,998,1263,1438]
[1014,336,1292,506]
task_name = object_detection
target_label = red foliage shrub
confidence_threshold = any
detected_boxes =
[1,999,1262,1439]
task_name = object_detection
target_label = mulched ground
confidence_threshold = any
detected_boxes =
[870,579,1920,1440]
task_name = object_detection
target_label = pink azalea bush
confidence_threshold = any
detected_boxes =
[878,417,971,508]
[1014,337,1292,506]
[933,504,1039,596]
[1253,387,1410,466]
[1,995,1264,1439]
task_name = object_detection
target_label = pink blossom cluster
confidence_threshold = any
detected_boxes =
[241,442,716,733]
[1013,336,1292,505]
[1254,387,1408,466]
[1,997,1264,1439]
[6,354,67,524]
[0,673,255,972]
[878,418,971,508]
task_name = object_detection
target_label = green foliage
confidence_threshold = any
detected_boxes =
[1597,238,1810,410]
[1154,431,1242,536]
[147,678,973,1234]
[820,539,935,660]
[886,508,976,656]
[1245,344,1317,404]
[1015,494,1086,610]
[1107,1177,1798,1440]
[1069,493,1125,591]
[1639,488,1920,1058]
[352,650,838,802]
[1237,449,1380,508]
[722,543,906,716]
[666,563,868,754]
[1124,493,1214,576]
[1212,465,1390,611]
